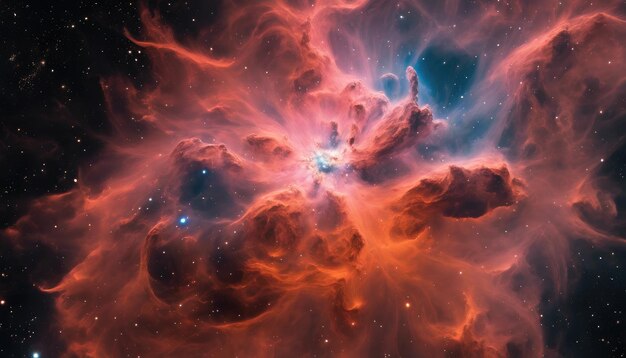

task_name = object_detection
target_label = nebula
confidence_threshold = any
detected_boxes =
[2,0,626,357]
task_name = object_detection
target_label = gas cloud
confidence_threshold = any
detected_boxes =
[2,0,626,357]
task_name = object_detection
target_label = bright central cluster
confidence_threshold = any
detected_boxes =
[311,149,342,174]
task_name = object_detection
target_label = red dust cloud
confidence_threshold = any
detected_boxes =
[4,0,626,357]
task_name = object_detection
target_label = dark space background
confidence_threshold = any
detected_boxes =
[1,1,625,357]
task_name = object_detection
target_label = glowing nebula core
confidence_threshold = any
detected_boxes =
[3,0,626,357]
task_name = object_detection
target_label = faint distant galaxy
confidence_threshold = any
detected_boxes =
[1,0,626,357]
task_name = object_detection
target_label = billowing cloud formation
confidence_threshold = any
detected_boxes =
[392,165,525,240]
[3,0,626,357]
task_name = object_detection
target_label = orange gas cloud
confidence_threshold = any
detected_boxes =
[3,0,626,357]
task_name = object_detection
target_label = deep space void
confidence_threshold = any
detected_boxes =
[1,0,626,357]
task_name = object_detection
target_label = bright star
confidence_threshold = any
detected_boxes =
[313,151,338,173]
